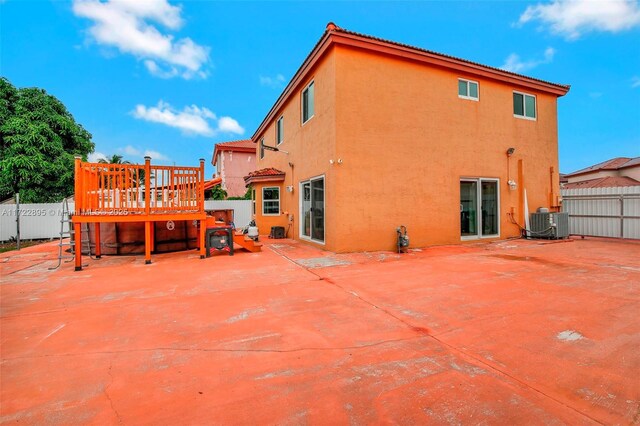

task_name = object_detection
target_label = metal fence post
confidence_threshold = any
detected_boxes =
[15,193,20,250]
[620,194,624,239]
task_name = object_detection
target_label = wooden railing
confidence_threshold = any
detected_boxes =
[74,156,205,216]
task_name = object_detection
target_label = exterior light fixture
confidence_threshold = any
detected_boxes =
[263,145,289,155]
[506,147,515,157]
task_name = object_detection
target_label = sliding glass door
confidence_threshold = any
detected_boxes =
[460,178,499,239]
[300,176,324,243]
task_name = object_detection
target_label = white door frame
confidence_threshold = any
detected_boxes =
[299,175,325,244]
[460,177,500,240]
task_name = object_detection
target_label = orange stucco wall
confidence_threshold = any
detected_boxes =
[253,43,563,253]
[253,48,337,248]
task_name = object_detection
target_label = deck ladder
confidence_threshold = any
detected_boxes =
[49,199,92,270]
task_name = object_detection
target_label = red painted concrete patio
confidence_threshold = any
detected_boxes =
[1,237,639,424]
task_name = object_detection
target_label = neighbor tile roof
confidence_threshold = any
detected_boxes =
[203,177,223,191]
[566,157,640,177]
[563,176,640,189]
[216,140,255,150]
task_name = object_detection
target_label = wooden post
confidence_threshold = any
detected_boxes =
[74,221,82,271]
[150,222,155,253]
[199,158,205,214]
[199,220,206,259]
[94,223,101,259]
[144,156,151,216]
[74,156,82,214]
[199,158,206,259]
[145,221,152,264]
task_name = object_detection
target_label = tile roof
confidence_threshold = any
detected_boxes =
[203,177,222,191]
[243,168,286,185]
[566,156,640,177]
[563,176,640,189]
[245,168,285,178]
[215,140,255,150]
[619,157,640,169]
[331,24,571,92]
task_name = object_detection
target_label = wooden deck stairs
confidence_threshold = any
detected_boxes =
[233,232,262,253]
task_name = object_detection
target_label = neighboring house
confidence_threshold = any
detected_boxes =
[246,23,570,252]
[212,140,255,197]
[563,157,640,189]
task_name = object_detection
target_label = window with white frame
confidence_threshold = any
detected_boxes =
[276,116,284,145]
[513,91,536,119]
[259,138,264,159]
[458,79,479,100]
[262,187,280,215]
[302,81,314,124]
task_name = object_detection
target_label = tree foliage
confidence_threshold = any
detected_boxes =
[0,77,94,202]
[208,185,227,200]
[97,153,148,185]
[227,186,252,200]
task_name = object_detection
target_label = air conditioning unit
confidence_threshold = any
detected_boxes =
[529,211,569,239]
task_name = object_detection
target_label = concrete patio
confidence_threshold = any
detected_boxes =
[1,237,638,424]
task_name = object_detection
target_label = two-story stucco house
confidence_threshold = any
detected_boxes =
[212,140,255,197]
[246,23,570,252]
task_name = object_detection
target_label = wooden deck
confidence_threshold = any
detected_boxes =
[72,156,207,269]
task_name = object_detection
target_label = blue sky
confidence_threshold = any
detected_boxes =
[1,0,639,177]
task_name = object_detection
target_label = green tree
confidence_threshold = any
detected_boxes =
[208,185,227,200]
[0,77,94,202]
[227,186,252,200]
[98,154,126,165]
[97,154,149,186]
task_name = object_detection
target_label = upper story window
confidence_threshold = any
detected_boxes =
[513,91,536,120]
[259,138,265,159]
[262,187,280,216]
[276,116,284,145]
[458,79,479,101]
[302,81,315,124]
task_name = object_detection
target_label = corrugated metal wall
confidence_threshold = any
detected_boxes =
[561,186,640,239]
[1,201,252,242]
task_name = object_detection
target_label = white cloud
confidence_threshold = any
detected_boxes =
[132,101,244,137]
[632,76,640,88]
[88,151,107,162]
[518,0,640,39]
[72,0,210,79]
[144,150,170,161]
[118,145,170,162]
[259,74,286,89]
[217,116,245,135]
[501,47,556,73]
[122,145,142,156]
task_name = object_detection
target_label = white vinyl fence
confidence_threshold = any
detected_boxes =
[203,200,252,228]
[561,186,640,239]
[0,200,252,242]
